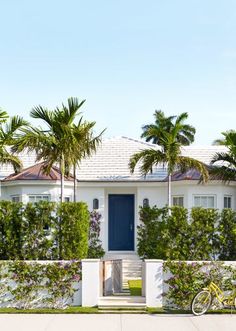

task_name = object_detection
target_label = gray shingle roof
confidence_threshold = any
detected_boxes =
[77,136,165,181]
[76,137,228,182]
[180,145,227,164]
[0,137,228,182]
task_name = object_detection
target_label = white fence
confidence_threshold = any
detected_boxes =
[1,259,235,308]
[0,260,82,308]
[81,259,236,308]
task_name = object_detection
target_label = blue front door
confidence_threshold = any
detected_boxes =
[108,194,134,251]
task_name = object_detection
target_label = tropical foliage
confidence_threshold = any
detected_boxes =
[12,97,104,201]
[0,109,28,172]
[211,130,236,182]
[137,205,236,261]
[141,110,196,145]
[130,111,209,207]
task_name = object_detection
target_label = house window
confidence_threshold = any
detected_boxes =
[143,198,149,207]
[59,196,71,202]
[28,195,50,203]
[194,195,215,208]
[173,196,184,207]
[11,195,20,202]
[93,198,99,210]
[224,196,232,209]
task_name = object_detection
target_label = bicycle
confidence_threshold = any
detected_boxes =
[191,280,236,316]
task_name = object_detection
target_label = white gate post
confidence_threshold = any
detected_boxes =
[145,259,163,307]
[82,259,101,307]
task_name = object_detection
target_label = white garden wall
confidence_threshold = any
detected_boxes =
[144,259,236,308]
[0,260,82,308]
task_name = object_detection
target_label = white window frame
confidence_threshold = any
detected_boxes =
[193,195,216,208]
[28,195,51,203]
[59,196,71,202]
[224,195,232,209]
[172,196,184,207]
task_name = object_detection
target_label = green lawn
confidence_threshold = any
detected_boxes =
[147,307,236,314]
[0,306,98,314]
[128,279,142,296]
[0,306,235,314]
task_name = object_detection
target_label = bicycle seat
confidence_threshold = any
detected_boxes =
[231,280,236,286]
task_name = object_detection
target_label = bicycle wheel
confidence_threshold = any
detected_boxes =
[191,290,212,316]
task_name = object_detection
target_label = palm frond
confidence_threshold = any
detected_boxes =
[31,106,53,127]
[209,166,236,182]
[129,149,166,176]
[175,112,188,125]
[2,116,29,144]
[178,156,209,182]
[12,127,55,155]
[0,151,22,173]
[0,109,9,123]
[210,152,236,167]
[61,98,86,125]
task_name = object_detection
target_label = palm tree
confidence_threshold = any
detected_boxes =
[141,110,196,145]
[13,98,104,202]
[0,110,29,172]
[129,111,209,208]
[210,130,236,182]
[63,117,104,202]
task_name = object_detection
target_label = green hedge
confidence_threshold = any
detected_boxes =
[0,201,90,260]
[138,206,236,261]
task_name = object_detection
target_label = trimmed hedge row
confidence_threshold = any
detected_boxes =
[138,206,236,261]
[0,201,103,260]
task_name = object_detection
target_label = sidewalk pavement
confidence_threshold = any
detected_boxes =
[0,314,236,331]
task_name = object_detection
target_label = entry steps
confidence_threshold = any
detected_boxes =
[98,296,146,313]
[122,259,142,282]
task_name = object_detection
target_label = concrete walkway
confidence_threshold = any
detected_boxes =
[0,314,236,331]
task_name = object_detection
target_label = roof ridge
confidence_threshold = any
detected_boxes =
[103,135,159,148]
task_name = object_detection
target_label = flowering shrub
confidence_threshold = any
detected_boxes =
[88,210,105,258]
[0,260,81,309]
[163,261,236,310]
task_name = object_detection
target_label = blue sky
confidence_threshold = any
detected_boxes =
[0,0,236,144]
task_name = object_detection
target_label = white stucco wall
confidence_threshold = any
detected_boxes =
[1,181,74,203]
[137,181,236,210]
[171,182,236,210]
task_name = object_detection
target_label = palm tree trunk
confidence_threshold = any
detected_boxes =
[73,164,76,202]
[60,154,65,203]
[168,173,171,213]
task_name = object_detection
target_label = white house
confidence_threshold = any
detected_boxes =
[0,136,235,257]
